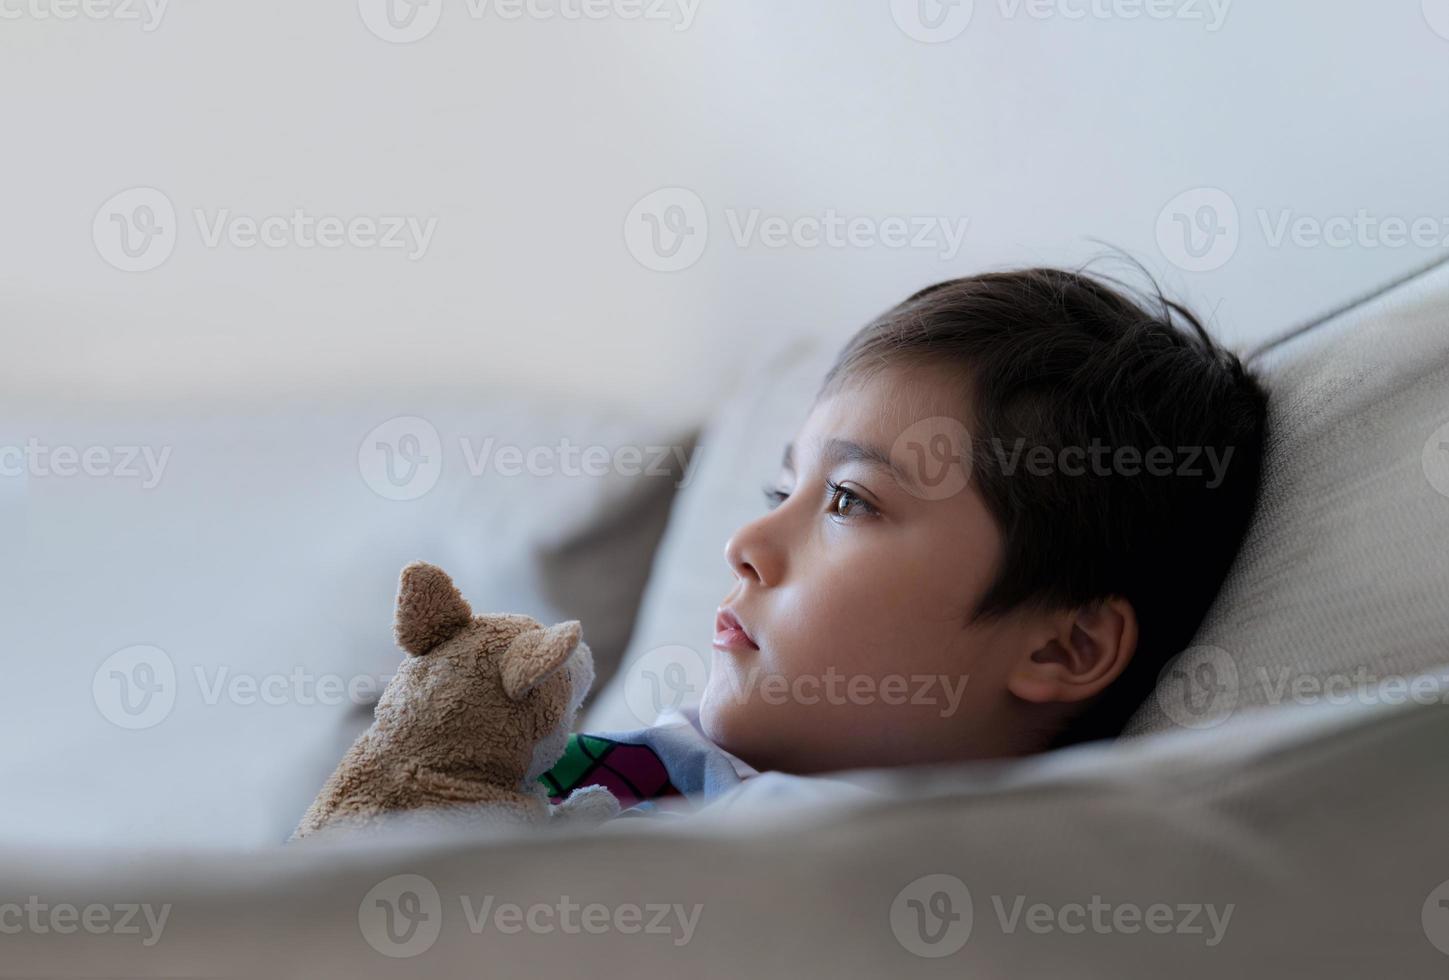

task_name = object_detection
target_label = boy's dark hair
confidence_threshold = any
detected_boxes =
[821,266,1269,745]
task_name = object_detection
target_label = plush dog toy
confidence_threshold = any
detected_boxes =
[293,561,619,840]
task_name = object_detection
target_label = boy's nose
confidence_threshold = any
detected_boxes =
[724,517,780,588]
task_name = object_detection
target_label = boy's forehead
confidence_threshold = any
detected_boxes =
[798,364,970,450]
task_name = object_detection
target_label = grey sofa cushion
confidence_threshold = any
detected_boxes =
[1129,256,1449,733]
[7,688,1448,977]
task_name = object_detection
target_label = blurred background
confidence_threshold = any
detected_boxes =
[4,0,1448,419]
[3,0,1449,848]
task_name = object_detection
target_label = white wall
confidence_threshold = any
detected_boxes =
[4,0,1448,422]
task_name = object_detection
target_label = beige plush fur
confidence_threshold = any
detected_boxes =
[292,561,618,840]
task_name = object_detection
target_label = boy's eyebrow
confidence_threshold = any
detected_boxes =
[782,438,917,489]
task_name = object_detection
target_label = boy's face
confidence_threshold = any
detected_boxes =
[701,364,1046,773]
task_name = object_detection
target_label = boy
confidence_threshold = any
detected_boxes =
[548,267,1267,807]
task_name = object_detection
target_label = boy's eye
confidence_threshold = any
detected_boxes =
[763,486,789,509]
[826,482,877,519]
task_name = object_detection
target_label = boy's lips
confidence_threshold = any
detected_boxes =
[713,607,759,652]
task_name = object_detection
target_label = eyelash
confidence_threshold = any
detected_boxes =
[762,481,880,520]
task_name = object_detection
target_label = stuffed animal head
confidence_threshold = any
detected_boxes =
[373,561,594,790]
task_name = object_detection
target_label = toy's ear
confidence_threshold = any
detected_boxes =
[394,562,473,656]
[501,620,581,700]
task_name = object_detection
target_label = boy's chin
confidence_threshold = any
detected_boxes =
[698,690,756,766]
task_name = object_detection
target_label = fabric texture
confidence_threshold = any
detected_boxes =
[1126,256,1449,732]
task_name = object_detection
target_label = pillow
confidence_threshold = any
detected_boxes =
[1130,256,1449,733]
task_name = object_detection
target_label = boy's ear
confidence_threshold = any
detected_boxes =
[1006,597,1139,705]
[395,562,473,656]
[501,620,581,701]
